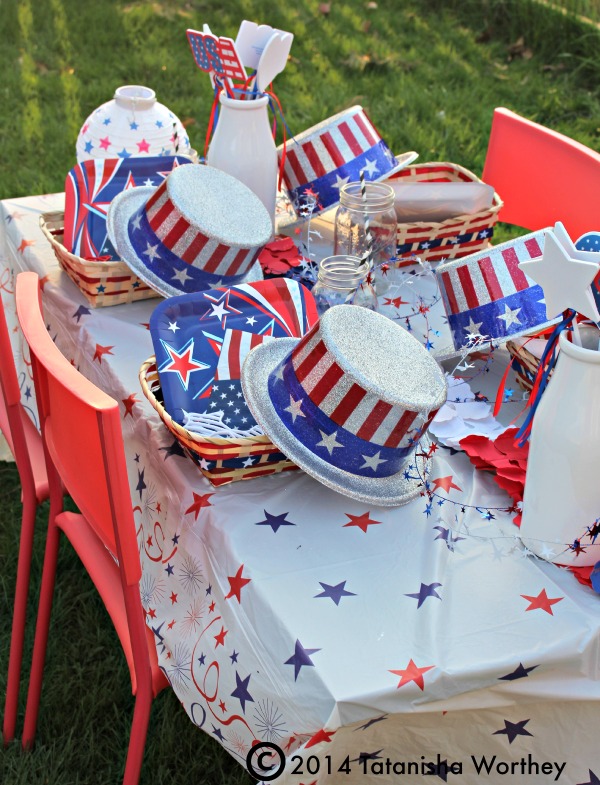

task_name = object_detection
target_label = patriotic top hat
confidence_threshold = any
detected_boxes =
[435,229,559,352]
[107,164,272,298]
[277,105,418,222]
[242,305,447,506]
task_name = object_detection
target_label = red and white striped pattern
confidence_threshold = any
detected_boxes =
[439,234,543,316]
[281,107,382,191]
[143,181,258,277]
[216,329,274,381]
[290,326,428,449]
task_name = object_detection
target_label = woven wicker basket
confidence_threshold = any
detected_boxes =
[506,340,542,392]
[139,358,298,486]
[40,211,160,307]
[387,162,503,263]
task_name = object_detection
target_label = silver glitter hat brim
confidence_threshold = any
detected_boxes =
[242,338,429,507]
[275,151,419,231]
[107,186,263,298]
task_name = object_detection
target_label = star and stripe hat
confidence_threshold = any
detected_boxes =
[242,304,447,505]
[107,164,272,298]
[277,105,418,223]
[435,229,559,352]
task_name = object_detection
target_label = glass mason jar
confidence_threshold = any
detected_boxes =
[312,255,378,316]
[333,182,398,276]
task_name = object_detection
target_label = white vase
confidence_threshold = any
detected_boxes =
[207,94,277,227]
[520,329,600,566]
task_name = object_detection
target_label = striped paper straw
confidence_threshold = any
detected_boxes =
[360,169,374,270]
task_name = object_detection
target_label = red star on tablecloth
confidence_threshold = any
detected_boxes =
[521,589,564,615]
[93,344,114,363]
[170,592,178,604]
[18,239,35,253]
[219,700,227,713]
[430,475,462,494]
[185,492,214,520]
[305,729,335,748]
[214,626,228,647]
[122,393,138,418]
[390,659,435,690]
[343,511,382,533]
[225,564,251,603]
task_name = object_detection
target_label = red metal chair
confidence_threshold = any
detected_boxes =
[16,272,168,785]
[482,107,600,238]
[1,284,51,744]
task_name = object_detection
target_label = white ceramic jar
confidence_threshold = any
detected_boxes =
[207,94,277,227]
[519,329,600,566]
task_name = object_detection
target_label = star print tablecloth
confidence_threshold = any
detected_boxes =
[2,194,600,785]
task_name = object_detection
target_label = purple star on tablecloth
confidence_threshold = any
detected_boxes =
[433,526,465,551]
[136,468,146,499]
[230,650,238,663]
[499,663,539,681]
[315,580,356,606]
[73,305,91,323]
[159,439,186,459]
[351,750,384,764]
[230,672,254,713]
[493,718,533,744]
[578,770,600,785]
[255,509,296,532]
[355,715,388,731]
[405,582,442,609]
[212,725,225,741]
[285,640,321,681]
[429,758,456,782]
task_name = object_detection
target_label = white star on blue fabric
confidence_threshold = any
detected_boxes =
[362,158,379,178]
[361,451,386,472]
[315,430,343,455]
[143,243,160,261]
[172,267,191,284]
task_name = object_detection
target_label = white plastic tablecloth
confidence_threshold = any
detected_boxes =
[2,194,600,785]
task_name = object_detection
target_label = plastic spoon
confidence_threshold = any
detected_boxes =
[236,21,280,70]
[255,31,294,93]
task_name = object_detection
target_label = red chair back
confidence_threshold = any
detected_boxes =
[15,272,141,587]
[0,285,35,488]
[483,107,600,239]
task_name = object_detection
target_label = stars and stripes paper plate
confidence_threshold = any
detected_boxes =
[64,155,193,260]
[149,278,318,429]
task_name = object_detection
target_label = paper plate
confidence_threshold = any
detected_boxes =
[148,278,319,426]
[64,155,194,259]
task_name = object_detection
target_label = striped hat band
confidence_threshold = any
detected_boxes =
[435,229,555,351]
[279,106,399,213]
[267,319,440,478]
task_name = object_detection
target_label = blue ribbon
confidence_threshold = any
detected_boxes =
[515,310,576,446]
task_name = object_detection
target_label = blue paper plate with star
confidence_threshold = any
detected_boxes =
[64,155,194,260]
[149,278,318,428]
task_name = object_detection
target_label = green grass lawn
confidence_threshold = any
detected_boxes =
[1,1,600,783]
